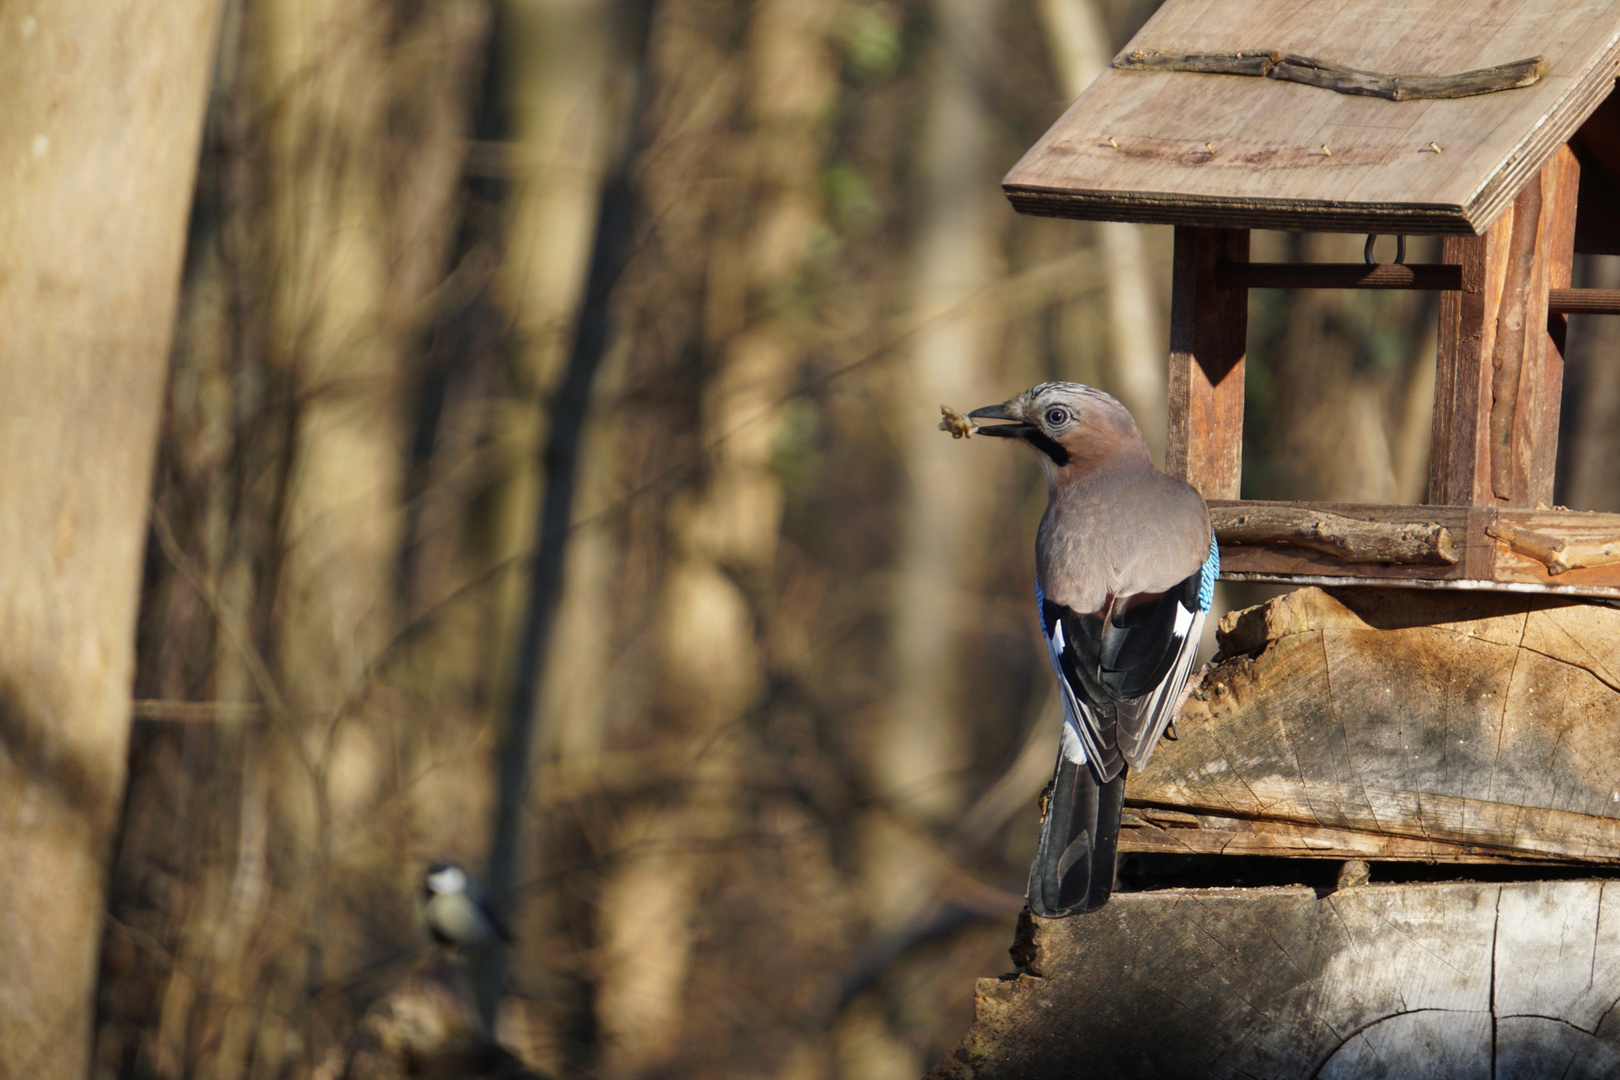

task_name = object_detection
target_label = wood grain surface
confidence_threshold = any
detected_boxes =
[1209,501,1620,597]
[1003,0,1620,233]
[930,880,1620,1079]
[1166,227,1247,499]
[1118,807,1574,863]
[1125,587,1620,864]
[1422,144,1576,508]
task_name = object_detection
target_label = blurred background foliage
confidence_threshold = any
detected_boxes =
[89,0,1620,1077]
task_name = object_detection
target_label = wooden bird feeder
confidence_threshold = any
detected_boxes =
[937,5,1620,1073]
[1004,0,1620,597]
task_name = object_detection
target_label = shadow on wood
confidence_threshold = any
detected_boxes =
[929,880,1620,1079]
[1123,587,1620,865]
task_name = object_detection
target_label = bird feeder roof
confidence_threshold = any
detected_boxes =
[1005,0,1620,234]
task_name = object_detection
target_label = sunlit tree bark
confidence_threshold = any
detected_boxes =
[590,1,839,1073]
[99,3,488,1076]
[881,0,1001,841]
[0,2,221,1076]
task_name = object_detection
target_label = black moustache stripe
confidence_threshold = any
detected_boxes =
[1025,429,1070,466]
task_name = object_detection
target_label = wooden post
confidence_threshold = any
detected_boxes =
[1167,227,1248,499]
[1428,145,1579,508]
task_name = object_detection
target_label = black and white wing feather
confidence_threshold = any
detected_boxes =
[1027,538,1217,917]
[1037,536,1218,781]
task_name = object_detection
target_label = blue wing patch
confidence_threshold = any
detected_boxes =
[1197,533,1218,612]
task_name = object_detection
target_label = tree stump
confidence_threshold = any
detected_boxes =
[932,588,1620,1077]
[932,880,1620,1079]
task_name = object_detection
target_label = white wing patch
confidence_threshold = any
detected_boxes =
[1120,602,1205,773]
[1044,623,1107,769]
[1038,571,1209,780]
[1059,721,1086,764]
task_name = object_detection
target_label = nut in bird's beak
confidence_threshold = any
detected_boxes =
[967,401,1032,438]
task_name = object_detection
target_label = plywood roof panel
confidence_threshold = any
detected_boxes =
[1005,0,1620,233]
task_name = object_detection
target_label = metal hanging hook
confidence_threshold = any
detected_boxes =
[1364,234,1407,266]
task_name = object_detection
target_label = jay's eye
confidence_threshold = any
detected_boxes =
[1044,407,1070,427]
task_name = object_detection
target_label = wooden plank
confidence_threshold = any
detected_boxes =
[1126,586,1620,864]
[1003,0,1620,234]
[1213,499,1469,582]
[1429,224,1494,508]
[1209,500,1620,596]
[1429,147,1577,510]
[930,880,1620,1079]
[1166,227,1247,499]
[1506,145,1578,505]
[1118,808,1571,863]
[1219,261,1462,290]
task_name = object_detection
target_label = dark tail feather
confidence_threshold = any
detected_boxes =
[1027,756,1126,917]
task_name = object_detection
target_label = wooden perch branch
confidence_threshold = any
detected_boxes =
[1487,523,1620,575]
[1114,49,1547,101]
[1217,262,1462,291]
[1211,505,1459,565]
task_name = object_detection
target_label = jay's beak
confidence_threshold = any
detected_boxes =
[968,401,1032,438]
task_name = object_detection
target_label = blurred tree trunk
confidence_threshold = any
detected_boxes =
[877,0,1002,937]
[0,2,221,1077]
[486,0,622,765]
[97,3,489,1076]
[581,0,839,1075]
[216,3,486,1067]
[1035,0,1166,457]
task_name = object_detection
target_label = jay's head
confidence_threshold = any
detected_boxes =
[969,382,1148,475]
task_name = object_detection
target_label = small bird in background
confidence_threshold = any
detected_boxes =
[419,862,511,948]
[967,383,1216,916]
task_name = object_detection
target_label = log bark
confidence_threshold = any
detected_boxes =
[1126,587,1620,865]
[1212,505,1459,564]
[1487,522,1620,574]
[0,2,221,1075]
[930,879,1620,1079]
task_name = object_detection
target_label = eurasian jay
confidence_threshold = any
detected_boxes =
[969,383,1216,916]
